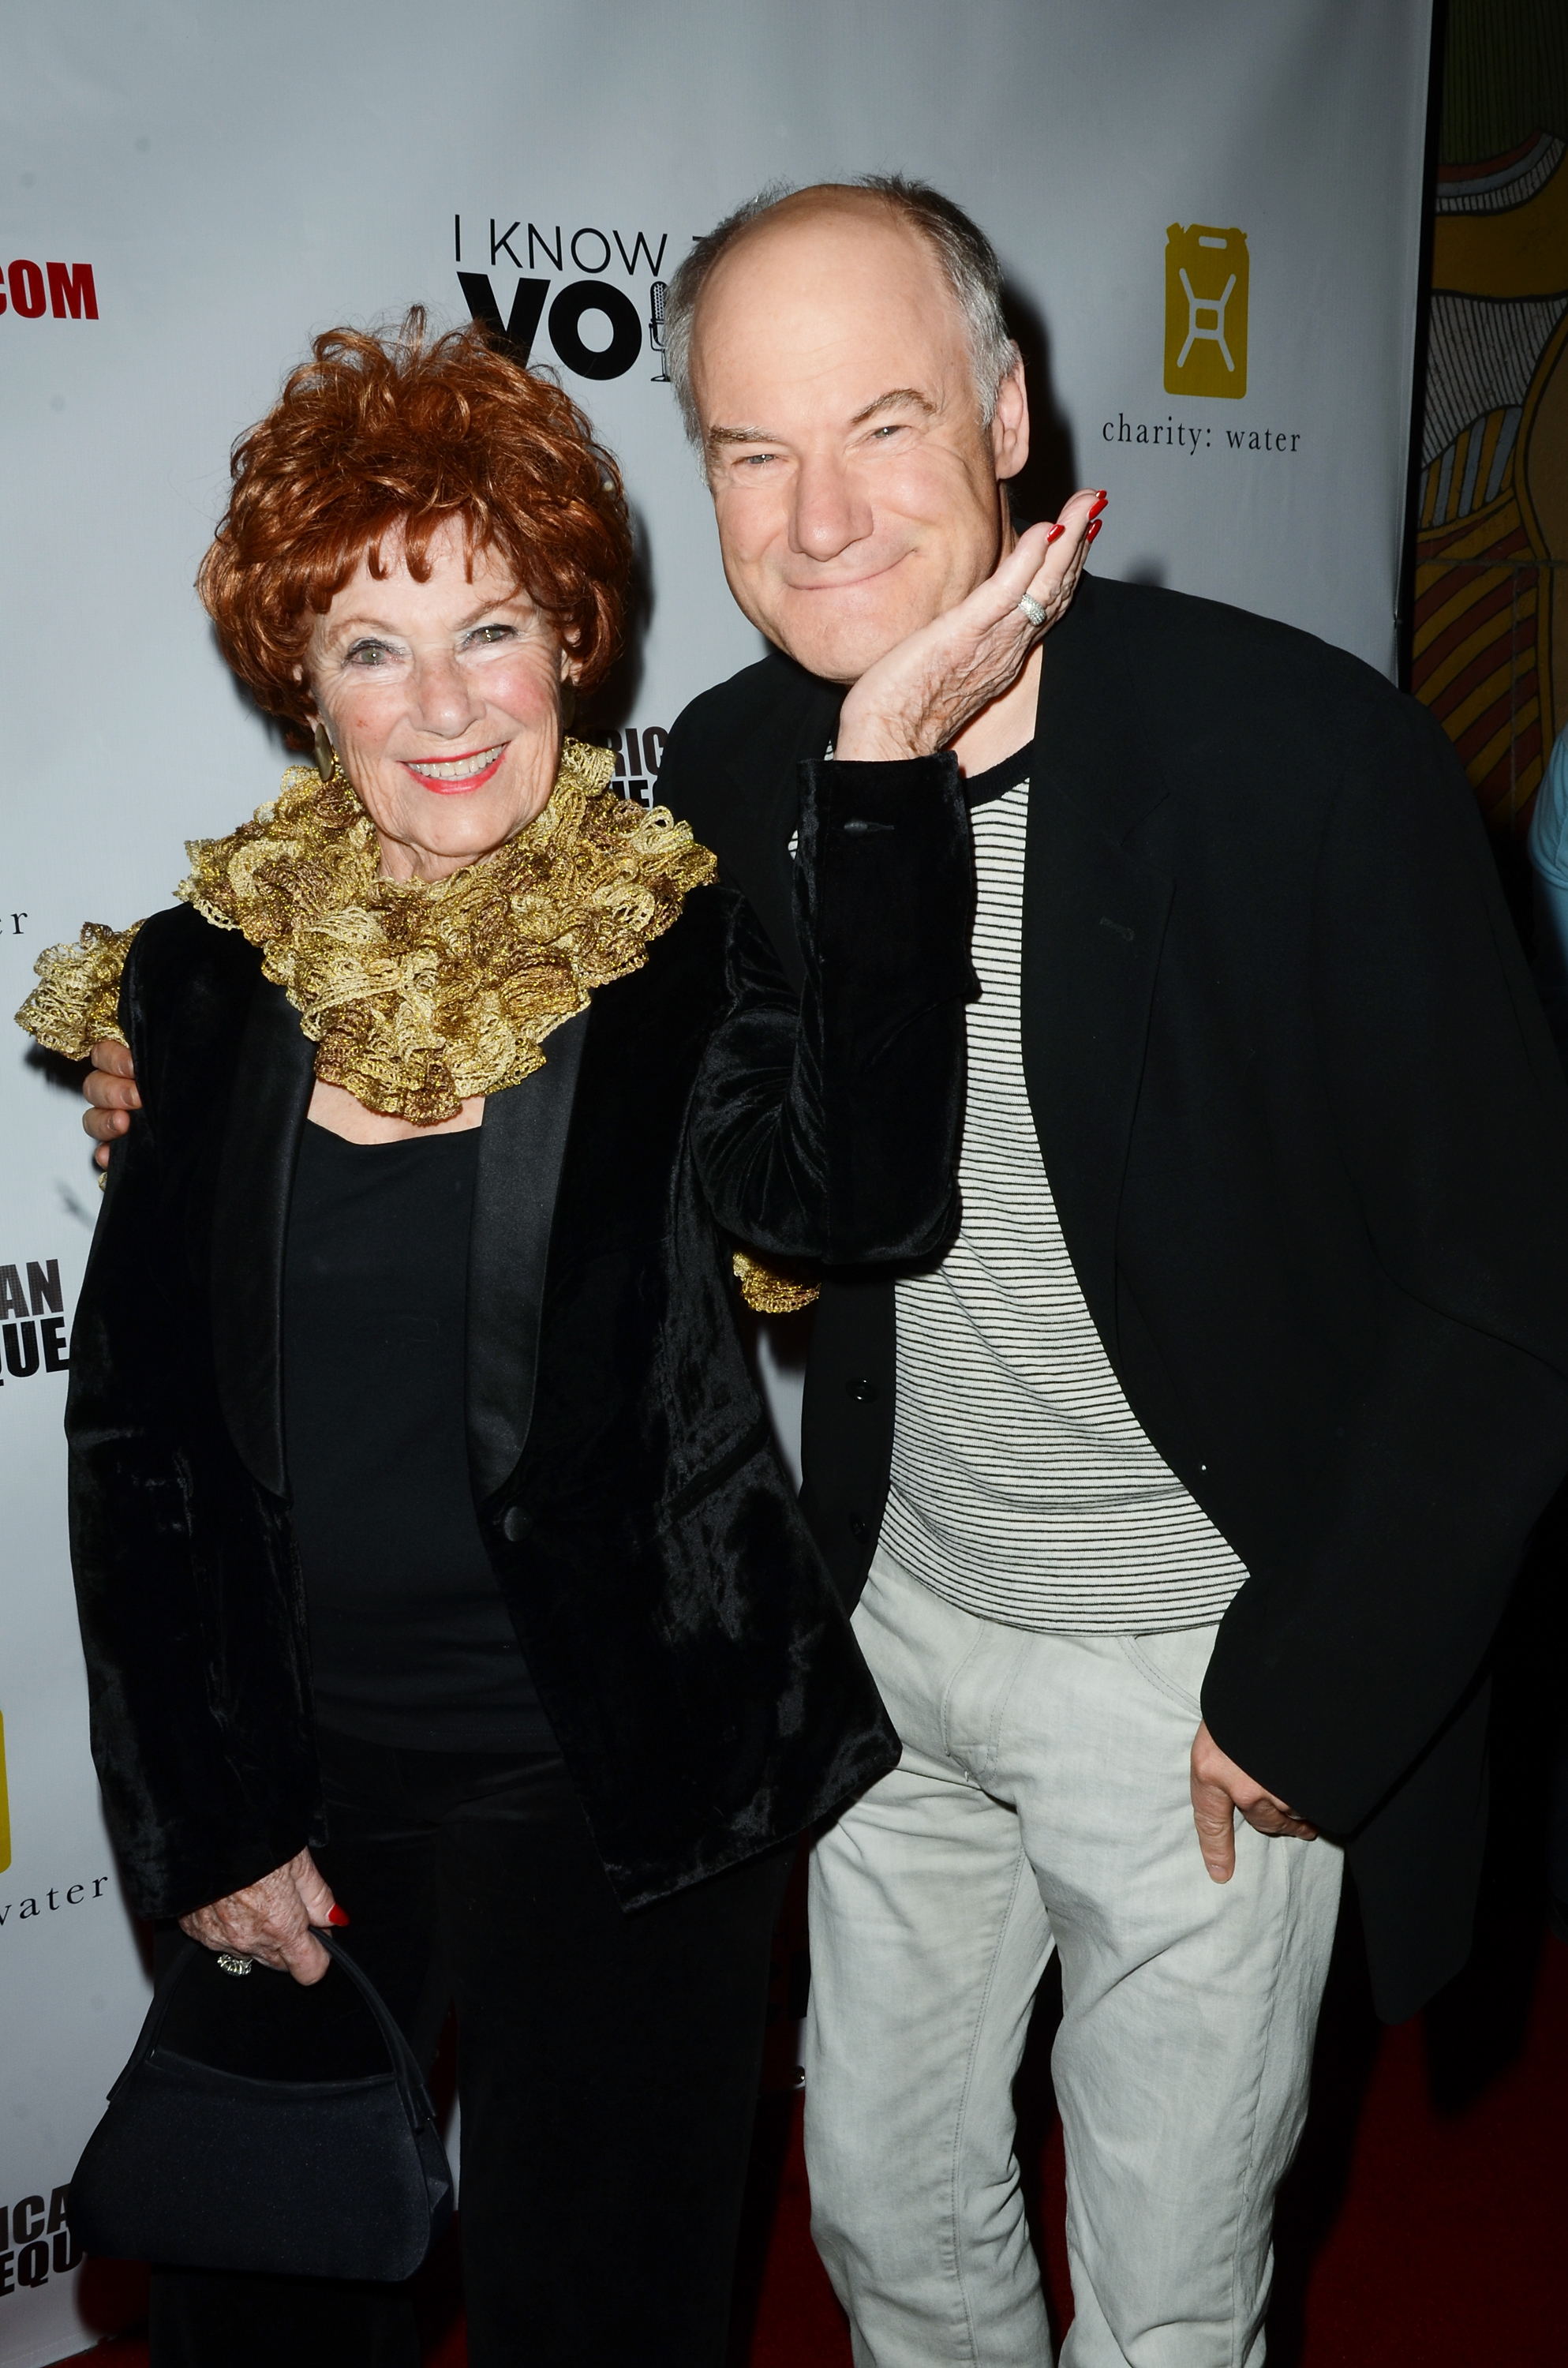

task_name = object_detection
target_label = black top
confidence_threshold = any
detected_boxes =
[963,740,1034,809]
[283,1120,555,1754]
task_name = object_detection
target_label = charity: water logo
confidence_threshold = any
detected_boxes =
[0,1715,113,1924]
[1163,223,1248,399]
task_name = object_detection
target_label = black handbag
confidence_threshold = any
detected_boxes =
[69,1930,455,2282]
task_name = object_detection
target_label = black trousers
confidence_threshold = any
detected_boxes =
[150,1729,791,2368]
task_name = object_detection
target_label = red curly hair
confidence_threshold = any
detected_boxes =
[197,309,632,742]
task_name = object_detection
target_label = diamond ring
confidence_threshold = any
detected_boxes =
[215,1953,255,1976]
[1018,594,1048,629]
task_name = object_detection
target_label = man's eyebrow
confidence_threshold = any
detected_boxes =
[849,387,937,424]
[705,423,781,450]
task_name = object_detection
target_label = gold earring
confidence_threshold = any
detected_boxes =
[312,722,346,787]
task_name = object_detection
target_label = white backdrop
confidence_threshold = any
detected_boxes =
[0,3,1431,2359]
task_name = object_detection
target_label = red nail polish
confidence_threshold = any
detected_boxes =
[1046,522,1065,543]
[327,1904,350,1927]
[1088,495,1108,519]
[1086,519,1102,544]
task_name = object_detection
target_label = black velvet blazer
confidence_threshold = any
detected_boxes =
[66,760,977,1923]
[661,575,1568,2021]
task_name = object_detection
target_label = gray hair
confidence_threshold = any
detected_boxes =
[664,174,1020,448]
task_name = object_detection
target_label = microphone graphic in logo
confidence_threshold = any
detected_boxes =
[649,281,670,383]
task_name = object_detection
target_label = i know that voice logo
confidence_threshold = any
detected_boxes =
[455,217,670,382]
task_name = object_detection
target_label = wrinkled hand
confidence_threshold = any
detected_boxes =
[1190,1720,1317,1883]
[834,487,1103,764]
[83,1037,139,1167]
[179,1848,342,1985]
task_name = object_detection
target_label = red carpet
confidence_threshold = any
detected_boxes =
[62,1931,1568,2368]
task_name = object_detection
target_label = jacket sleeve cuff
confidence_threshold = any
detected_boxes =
[794,753,979,1013]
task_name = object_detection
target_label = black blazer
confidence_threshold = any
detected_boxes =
[660,573,1568,2021]
[66,762,980,1924]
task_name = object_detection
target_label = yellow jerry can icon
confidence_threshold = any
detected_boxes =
[1164,224,1248,399]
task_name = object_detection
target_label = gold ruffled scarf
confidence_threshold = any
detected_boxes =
[18,739,716,1126]
[17,739,818,1310]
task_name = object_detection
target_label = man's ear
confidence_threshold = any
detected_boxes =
[990,351,1031,485]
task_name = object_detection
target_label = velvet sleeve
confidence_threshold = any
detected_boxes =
[65,923,309,1917]
[1203,695,1568,1834]
[690,753,975,1265]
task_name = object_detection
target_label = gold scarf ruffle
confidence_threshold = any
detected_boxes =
[17,738,716,1126]
[16,920,141,1060]
[16,741,818,1310]
[729,1246,820,1314]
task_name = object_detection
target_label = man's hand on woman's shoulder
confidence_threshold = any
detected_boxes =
[83,1038,139,1167]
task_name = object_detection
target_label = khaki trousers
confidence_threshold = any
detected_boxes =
[805,1547,1343,2368]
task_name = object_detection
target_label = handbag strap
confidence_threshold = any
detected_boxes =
[107,1929,439,2139]
[312,1930,439,2136]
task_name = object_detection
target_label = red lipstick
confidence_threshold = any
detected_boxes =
[400,744,507,794]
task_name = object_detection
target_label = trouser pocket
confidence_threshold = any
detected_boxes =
[1117,1622,1218,1718]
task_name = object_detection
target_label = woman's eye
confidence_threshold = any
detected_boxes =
[345,641,391,666]
[467,624,516,646]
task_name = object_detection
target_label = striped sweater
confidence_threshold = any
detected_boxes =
[878,768,1246,1631]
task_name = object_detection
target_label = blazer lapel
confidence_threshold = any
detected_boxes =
[209,974,314,1497]
[1020,577,1174,1360]
[465,1006,588,1505]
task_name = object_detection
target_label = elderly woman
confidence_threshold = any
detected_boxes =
[18,310,998,2368]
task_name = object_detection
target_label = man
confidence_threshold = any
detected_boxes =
[84,180,1568,2366]
[657,178,1568,2366]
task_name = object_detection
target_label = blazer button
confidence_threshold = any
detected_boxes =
[849,1516,869,1542]
[501,1505,532,1544]
[845,1377,878,1403]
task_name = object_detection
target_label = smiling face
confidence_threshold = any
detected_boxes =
[687,193,1029,685]
[303,519,573,882]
